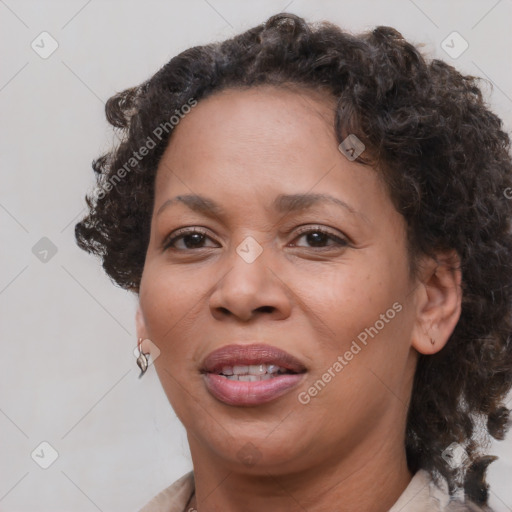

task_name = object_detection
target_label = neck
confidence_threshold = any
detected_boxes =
[187,428,413,512]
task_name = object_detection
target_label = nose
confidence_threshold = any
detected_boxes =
[209,247,292,322]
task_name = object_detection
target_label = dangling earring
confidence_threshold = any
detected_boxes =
[136,337,149,378]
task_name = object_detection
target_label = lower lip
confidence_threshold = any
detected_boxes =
[203,373,305,406]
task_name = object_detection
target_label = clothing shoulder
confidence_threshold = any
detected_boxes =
[137,471,194,512]
[444,500,494,511]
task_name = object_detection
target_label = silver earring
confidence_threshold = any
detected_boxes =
[136,338,149,378]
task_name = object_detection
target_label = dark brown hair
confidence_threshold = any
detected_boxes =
[75,13,512,508]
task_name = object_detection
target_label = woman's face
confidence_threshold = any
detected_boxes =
[137,86,423,474]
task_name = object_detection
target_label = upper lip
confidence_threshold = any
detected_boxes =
[201,344,307,374]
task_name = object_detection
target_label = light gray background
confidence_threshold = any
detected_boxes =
[1,1,511,511]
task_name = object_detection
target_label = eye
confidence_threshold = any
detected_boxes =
[289,226,348,249]
[163,225,348,251]
[163,227,218,250]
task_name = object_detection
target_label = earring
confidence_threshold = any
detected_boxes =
[430,337,436,346]
[136,337,149,378]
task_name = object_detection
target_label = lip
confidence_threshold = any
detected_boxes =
[201,344,307,406]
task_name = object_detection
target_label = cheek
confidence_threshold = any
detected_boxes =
[293,261,403,343]
[138,263,204,352]
[306,272,413,409]
[291,253,413,409]
[139,266,207,413]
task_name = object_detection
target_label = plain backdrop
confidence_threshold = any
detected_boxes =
[1,1,511,511]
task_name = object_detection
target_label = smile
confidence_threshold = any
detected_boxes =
[201,344,306,406]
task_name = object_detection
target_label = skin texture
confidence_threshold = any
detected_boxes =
[136,86,462,512]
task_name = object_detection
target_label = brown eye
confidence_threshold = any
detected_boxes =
[290,227,348,248]
[164,228,218,250]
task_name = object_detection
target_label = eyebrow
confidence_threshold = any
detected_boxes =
[156,192,369,223]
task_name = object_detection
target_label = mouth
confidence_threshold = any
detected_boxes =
[201,344,307,406]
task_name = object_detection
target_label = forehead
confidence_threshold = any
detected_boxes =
[154,84,390,209]
[154,85,343,187]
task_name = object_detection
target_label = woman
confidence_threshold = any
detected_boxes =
[75,12,512,512]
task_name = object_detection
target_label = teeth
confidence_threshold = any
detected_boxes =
[220,363,289,379]
[226,373,276,381]
[233,365,249,375]
[238,375,258,382]
[249,364,266,375]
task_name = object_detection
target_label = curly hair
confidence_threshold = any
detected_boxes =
[75,12,512,508]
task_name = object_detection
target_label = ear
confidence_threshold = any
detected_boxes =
[135,303,149,341]
[411,249,462,355]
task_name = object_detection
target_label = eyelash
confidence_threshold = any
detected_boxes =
[163,226,348,251]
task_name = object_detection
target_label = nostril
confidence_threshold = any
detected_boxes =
[256,306,274,313]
